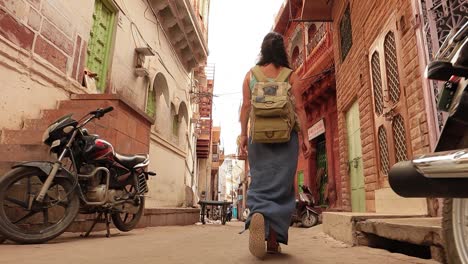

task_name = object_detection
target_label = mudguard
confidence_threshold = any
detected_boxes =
[12,161,76,183]
[305,206,320,215]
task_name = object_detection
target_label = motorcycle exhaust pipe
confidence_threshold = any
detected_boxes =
[389,149,468,198]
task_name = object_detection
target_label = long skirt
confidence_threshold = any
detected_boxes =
[245,131,299,245]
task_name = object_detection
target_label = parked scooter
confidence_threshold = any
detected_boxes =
[389,22,468,264]
[290,185,321,228]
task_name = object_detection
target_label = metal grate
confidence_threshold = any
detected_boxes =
[420,0,467,131]
[392,115,408,162]
[384,31,401,103]
[378,126,390,175]
[340,5,352,61]
[371,52,384,116]
[137,173,149,194]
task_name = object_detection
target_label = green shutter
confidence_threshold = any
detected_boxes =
[316,138,328,206]
[87,0,115,92]
[173,115,180,136]
[297,171,304,193]
[146,88,156,117]
[346,102,366,212]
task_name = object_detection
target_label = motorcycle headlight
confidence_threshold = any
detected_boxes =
[42,128,50,143]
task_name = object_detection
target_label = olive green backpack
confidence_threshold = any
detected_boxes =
[249,66,297,143]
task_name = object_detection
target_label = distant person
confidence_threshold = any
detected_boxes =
[239,32,311,258]
[226,205,233,222]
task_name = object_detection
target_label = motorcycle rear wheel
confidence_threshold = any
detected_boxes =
[443,198,468,264]
[0,167,79,244]
[111,196,145,232]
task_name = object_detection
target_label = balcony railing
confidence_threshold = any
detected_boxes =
[289,23,331,71]
[292,50,304,70]
[307,23,327,55]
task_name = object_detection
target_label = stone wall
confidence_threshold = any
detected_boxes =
[331,0,430,212]
[0,0,201,209]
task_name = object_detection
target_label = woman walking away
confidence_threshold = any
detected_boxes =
[239,32,311,259]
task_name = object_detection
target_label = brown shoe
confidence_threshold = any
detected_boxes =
[267,228,281,254]
[267,244,282,254]
[249,213,266,259]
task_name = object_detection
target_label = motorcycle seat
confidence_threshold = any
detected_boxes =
[114,153,148,169]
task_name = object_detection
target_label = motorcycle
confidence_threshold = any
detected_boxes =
[389,21,468,263]
[290,185,321,228]
[0,107,155,244]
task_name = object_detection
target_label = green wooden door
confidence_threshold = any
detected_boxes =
[87,0,115,92]
[346,102,365,212]
[297,171,304,193]
[316,137,328,206]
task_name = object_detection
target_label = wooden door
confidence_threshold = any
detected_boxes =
[87,0,115,92]
[346,102,365,212]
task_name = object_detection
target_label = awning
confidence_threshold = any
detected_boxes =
[300,0,334,22]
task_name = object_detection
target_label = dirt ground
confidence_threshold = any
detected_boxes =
[0,221,438,264]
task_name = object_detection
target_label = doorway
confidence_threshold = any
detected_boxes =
[346,102,365,212]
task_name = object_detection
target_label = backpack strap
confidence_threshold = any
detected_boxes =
[251,66,267,82]
[275,68,293,82]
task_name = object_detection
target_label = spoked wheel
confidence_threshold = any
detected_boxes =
[301,211,319,228]
[0,167,79,244]
[111,186,145,232]
[443,198,468,264]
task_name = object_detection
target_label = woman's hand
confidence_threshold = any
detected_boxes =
[302,138,312,159]
[239,135,248,155]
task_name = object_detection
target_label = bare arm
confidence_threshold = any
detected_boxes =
[290,72,308,141]
[240,71,251,136]
[290,71,312,158]
[239,71,251,153]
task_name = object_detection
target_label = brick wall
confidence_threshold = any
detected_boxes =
[0,0,88,79]
[331,0,430,212]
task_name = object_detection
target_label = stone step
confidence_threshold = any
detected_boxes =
[356,217,442,247]
[23,118,50,131]
[1,129,44,145]
[58,100,113,111]
[41,109,90,124]
[0,144,50,162]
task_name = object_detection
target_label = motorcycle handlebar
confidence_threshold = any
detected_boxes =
[101,106,114,114]
[89,106,114,118]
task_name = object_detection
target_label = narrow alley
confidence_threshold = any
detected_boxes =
[0,222,437,264]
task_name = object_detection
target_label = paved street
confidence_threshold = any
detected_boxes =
[0,221,438,264]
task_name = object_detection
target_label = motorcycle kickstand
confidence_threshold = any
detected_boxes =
[105,212,111,238]
[81,212,103,238]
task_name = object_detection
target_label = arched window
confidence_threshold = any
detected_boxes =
[291,46,299,66]
[178,102,189,148]
[148,73,169,117]
[308,24,317,42]
[146,88,156,117]
[171,104,180,144]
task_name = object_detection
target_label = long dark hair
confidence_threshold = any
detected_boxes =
[257,32,290,68]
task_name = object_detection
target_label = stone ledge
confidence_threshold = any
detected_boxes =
[144,207,200,215]
[71,94,155,125]
[322,212,428,246]
[356,217,442,247]
[67,207,200,233]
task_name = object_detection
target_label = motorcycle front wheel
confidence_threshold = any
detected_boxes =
[0,167,79,244]
[443,198,468,264]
